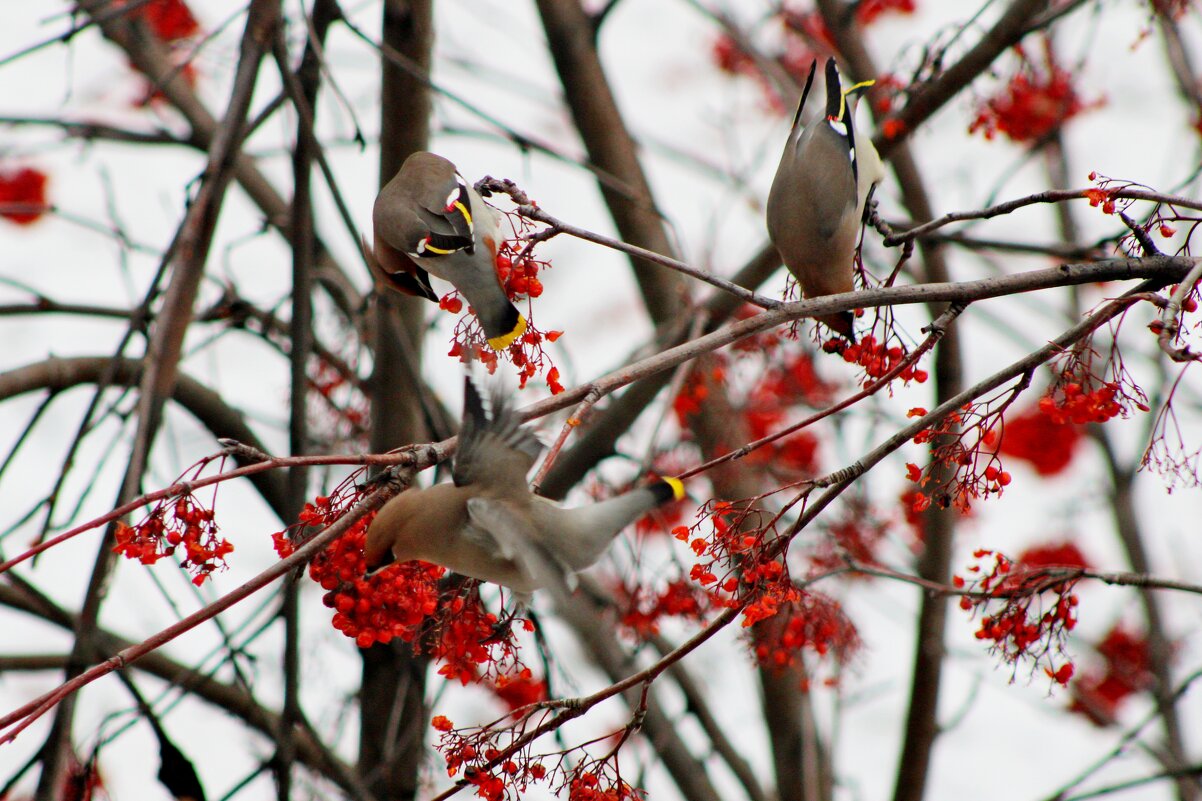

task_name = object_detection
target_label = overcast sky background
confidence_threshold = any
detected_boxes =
[2,1,1202,799]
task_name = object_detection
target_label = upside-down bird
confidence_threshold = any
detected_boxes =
[365,151,526,351]
[766,58,884,342]
[364,376,685,605]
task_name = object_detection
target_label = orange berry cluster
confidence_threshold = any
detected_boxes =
[491,669,547,711]
[113,495,233,586]
[446,319,564,393]
[613,578,710,639]
[127,0,203,104]
[674,501,812,638]
[740,347,836,475]
[750,588,860,681]
[566,769,641,801]
[495,252,544,301]
[675,501,767,603]
[429,593,529,686]
[129,0,200,42]
[713,2,913,116]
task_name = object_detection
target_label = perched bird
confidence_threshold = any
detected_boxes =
[364,376,685,605]
[766,58,884,342]
[365,151,526,351]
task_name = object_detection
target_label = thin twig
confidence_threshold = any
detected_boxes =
[1156,259,1202,362]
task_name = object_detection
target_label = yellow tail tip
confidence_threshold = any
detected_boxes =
[663,476,686,502]
[486,314,527,351]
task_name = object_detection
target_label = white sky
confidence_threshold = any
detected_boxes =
[2,1,1202,800]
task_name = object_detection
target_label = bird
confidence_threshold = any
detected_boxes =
[364,375,686,606]
[766,58,884,342]
[365,151,527,351]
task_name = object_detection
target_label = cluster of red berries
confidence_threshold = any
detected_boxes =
[742,397,821,474]
[997,400,1085,476]
[675,502,759,599]
[441,238,564,393]
[429,593,529,686]
[955,549,1081,684]
[903,450,1011,521]
[711,34,803,116]
[309,359,369,444]
[808,500,891,575]
[750,588,860,681]
[281,495,529,681]
[1039,380,1128,425]
[1083,185,1117,215]
[779,2,915,67]
[754,348,837,407]
[495,251,544,300]
[125,0,200,41]
[0,166,49,226]
[739,348,838,474]
[712,1,913,116]
[908,395,1037,519]
[432,715,550,799]
[825,334,929,386]
[614,578,710,639]
[684,337,836,475]
[970,39,1097,143]
[113,495,233,585]
[1069,624,1155,725]
[1015,541,1091,574]
[674,501,802,633]
[898,487,928,541]
[446,311,564,392]
[671,363,718,423]
[123,0,203,103]
[731,306,786,356]
[566,769,640,801]
[293,511,446,649]
[491,669,547,711]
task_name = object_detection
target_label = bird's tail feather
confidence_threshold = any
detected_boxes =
[461,373,543,466]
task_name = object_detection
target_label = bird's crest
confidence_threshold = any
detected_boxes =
[789,59,819,131]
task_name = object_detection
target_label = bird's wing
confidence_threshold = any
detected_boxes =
[464,497,574,593]
[374,163,475,259]
[454,375,543,489]
[406,158,476,245]
[361,232,438,301]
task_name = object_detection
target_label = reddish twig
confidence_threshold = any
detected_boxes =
[886,189,1202,247]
